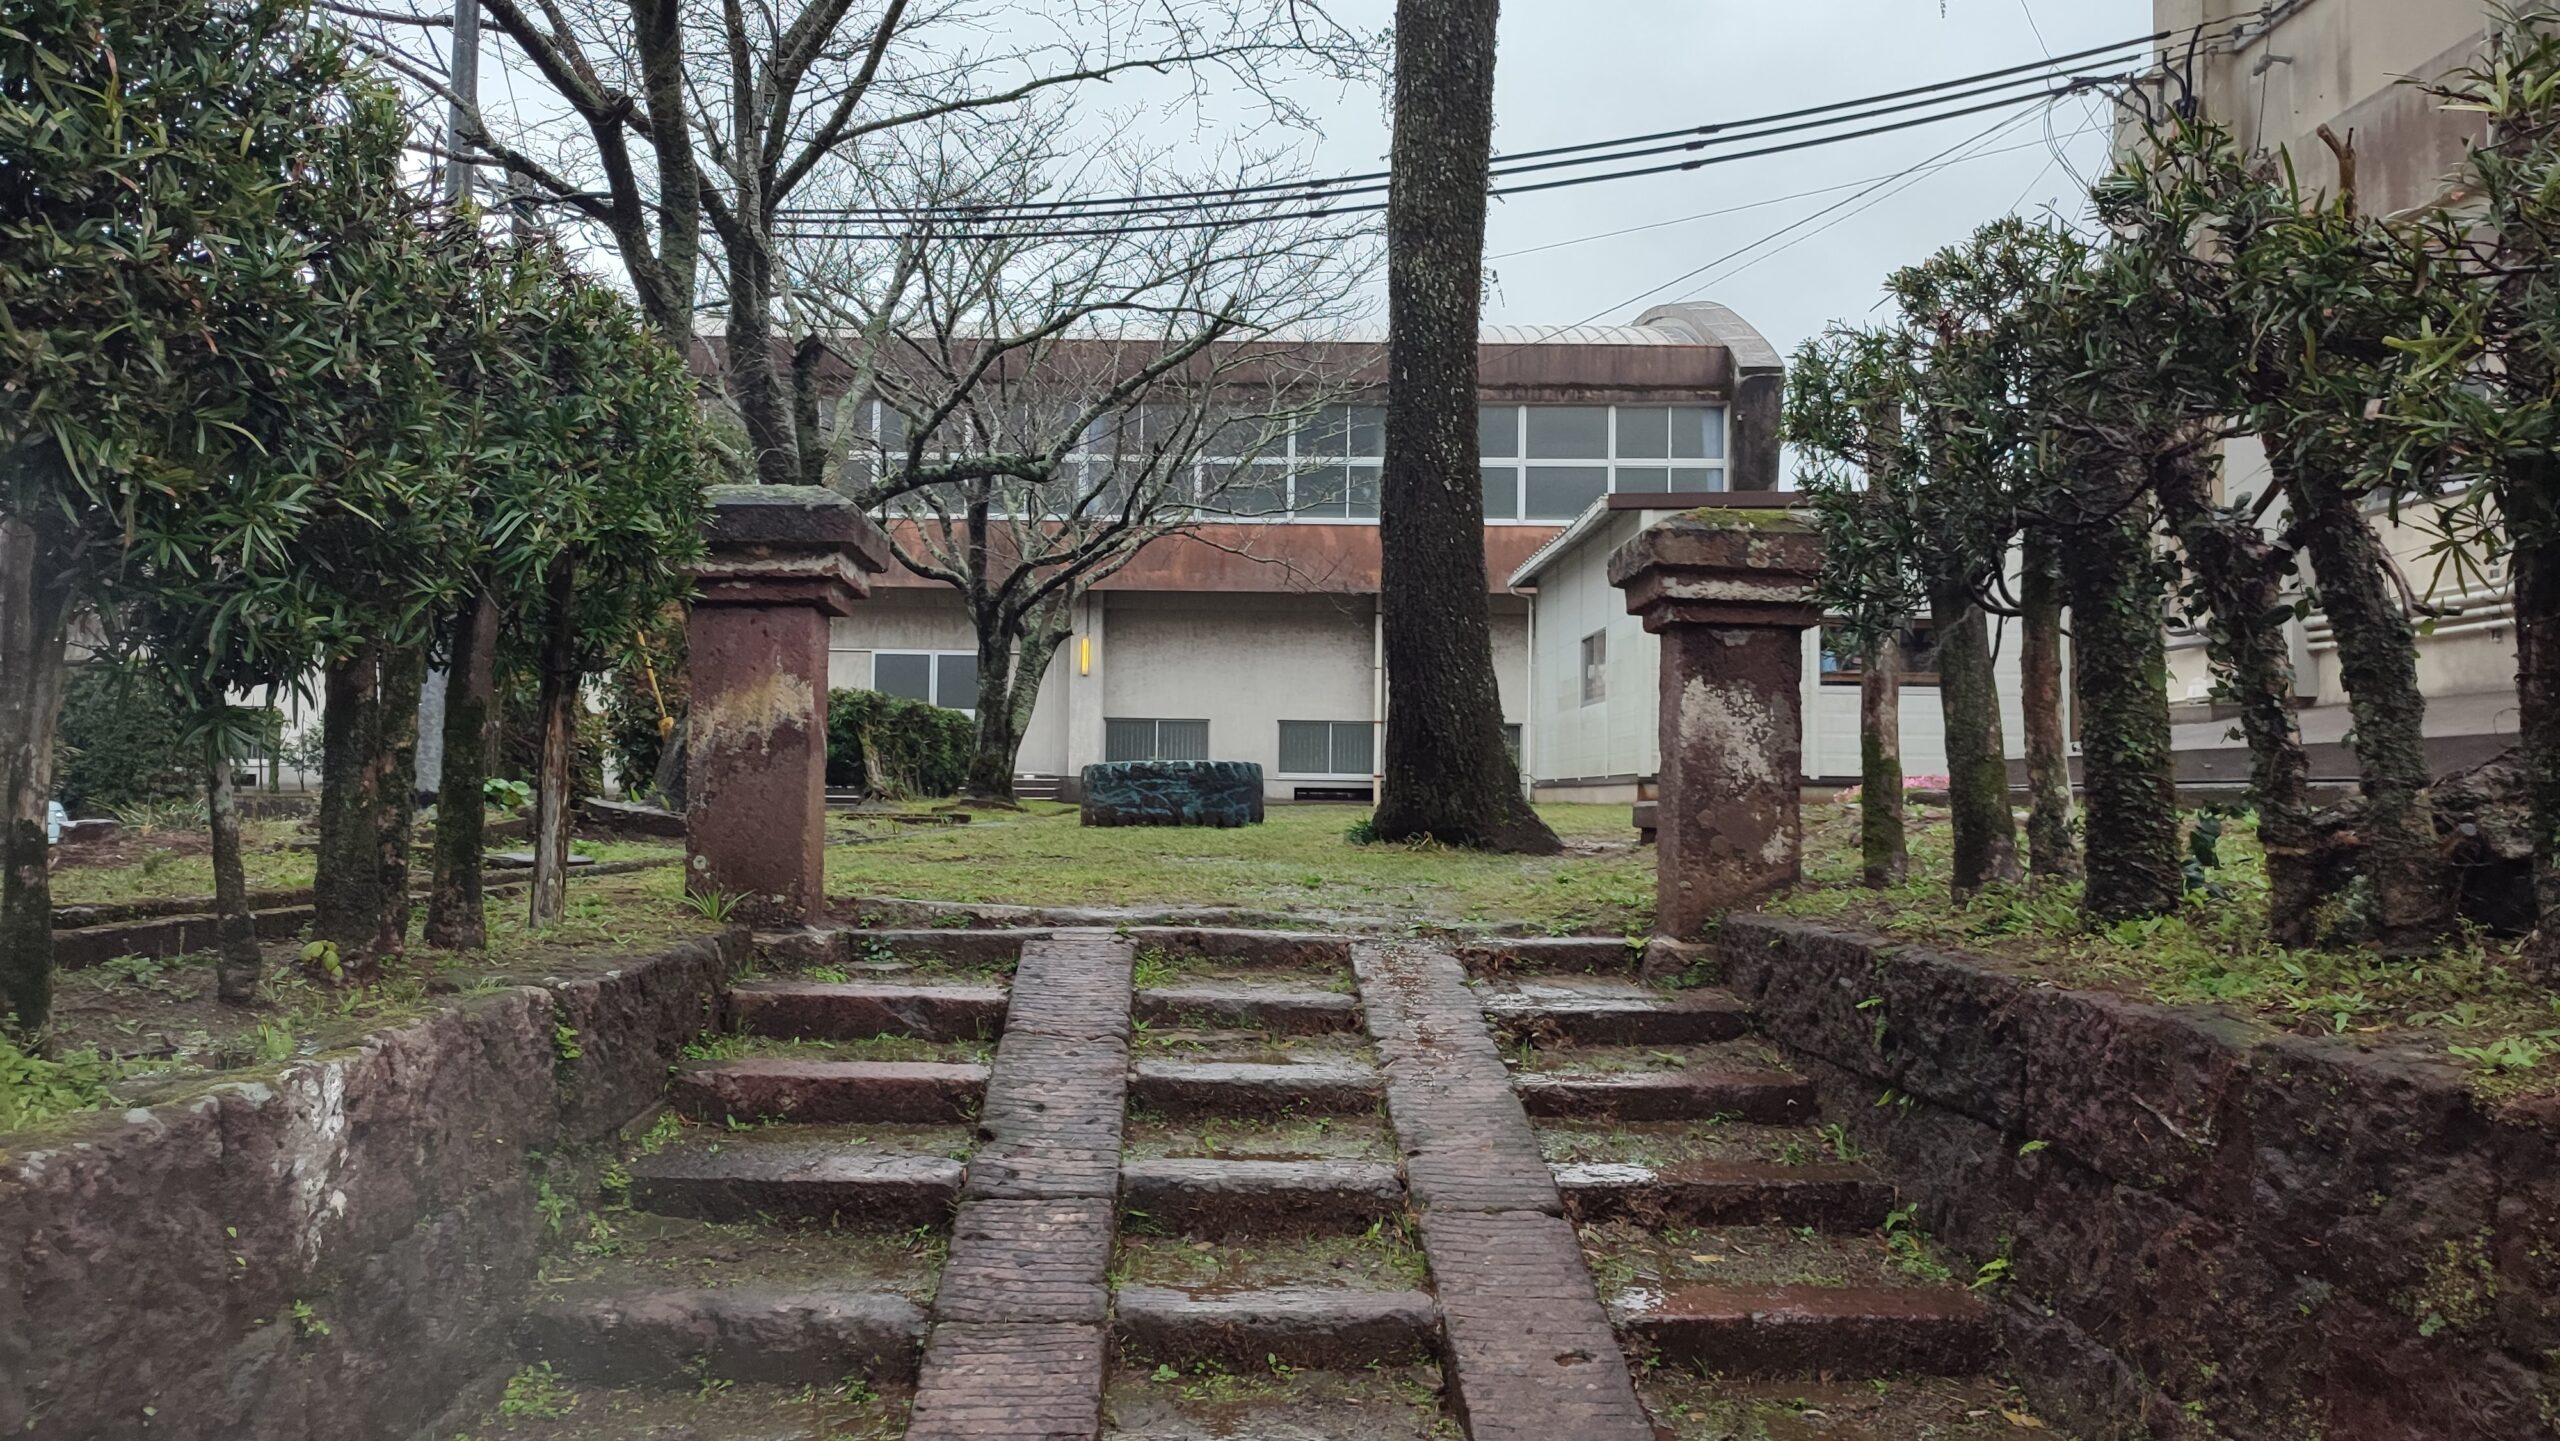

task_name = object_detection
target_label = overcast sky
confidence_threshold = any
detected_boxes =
[1293,0,2154,353]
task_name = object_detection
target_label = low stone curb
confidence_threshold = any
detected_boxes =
[626,1142,965,1227]
[1118,1158,1404,1237]
[1513,1067,1812,1124]
[1126,1059,1384,1118]
[515,1286,927,1386]
[1613,1283,1993,1377]
[728,980,1007,1041]
[667,1058,987,1125]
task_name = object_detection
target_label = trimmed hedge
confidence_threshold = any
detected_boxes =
[826,689,973,798]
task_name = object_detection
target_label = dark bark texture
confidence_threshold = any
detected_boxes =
[2018,533,2078,881]
[426,592,499,950]
[313,643,424,966]
[1373,0,1557,855]
[0,516,72,1036]
[2153,453,2320,946]
[965,613,1068,804]
[2059,498,2184,923]
[207,743,260,1004]
[2516,526,2560,982]
[1925,581,2019,895]
[529,558,577,927]
[2286,456,2452,952]
[1858,635,1907,888]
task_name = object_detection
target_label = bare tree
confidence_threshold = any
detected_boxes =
[782,114,1370,798]
[341,0,1379,486]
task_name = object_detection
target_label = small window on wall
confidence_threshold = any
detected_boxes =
[873,651,978,712]
[1580,631,1607,706]
[1106,718,1211,763]
[1817,624,1940,686]
[1278,720,1373,775]
[1501,723,1524,768]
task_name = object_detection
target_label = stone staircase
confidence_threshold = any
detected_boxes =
[469,921,2064,1440]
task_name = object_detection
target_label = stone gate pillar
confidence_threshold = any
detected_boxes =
[684,485,890,925]
[1609,508,1823,939]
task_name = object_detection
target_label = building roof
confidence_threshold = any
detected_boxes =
[1506,497,1626,590]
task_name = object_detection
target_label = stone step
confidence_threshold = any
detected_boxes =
[670,1059,987,1125]
[1552,1160,1895,1230]
[1512,1068,1812,1124]
[1122,926,1354,971]
[1119,1158,1404,1237]
[1614,1284,1994,1378]
[1133,984,1362,1036]
[729,981,1007,1041]
[1453,935,1645,975]
[1126,1059,1384,1118]
[516,1286,926,1386]
[755,926,1042,971]
[627,1138,965,1227]
[1481,987,1750,1047]
[1112,1286,1439,1371]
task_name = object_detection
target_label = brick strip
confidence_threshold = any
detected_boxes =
[1354,944,1654,1441]
[908,931,1133,1441]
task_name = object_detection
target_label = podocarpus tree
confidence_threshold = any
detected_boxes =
[2391,5,2560,977]
[0,0,363,1032]
[1790,335,1919,890]
[2096,115,2453,950]
[1372,0,1559,854]
[784,111,1367,802]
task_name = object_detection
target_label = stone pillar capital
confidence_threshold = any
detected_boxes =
[687,484,893,617]
[1608,507,1823,633]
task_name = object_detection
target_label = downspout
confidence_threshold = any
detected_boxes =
[1520,588,1537,802]
[1372,596,1387,805]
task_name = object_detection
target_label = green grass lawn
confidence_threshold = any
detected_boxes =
[1775,798,2560,1099]
[825,802,1653,936]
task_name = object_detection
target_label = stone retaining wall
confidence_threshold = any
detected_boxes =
[1718,915,2557,1441]
[0,929,745,1441]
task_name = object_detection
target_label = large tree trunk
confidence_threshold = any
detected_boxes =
[2019,532,2079,881]
[207,736,261,1004]
[426,591,498,949]
[529,558,577,927]
[1926,579,2019,896]
[964,615,1071,804]
[2154,453,2320,945]
[2287,457,2452,952]
[1373,0,1557,856]
[316,642,424,968]
[1858,633,1907,888]
[2515,524,2560,982]
[2060,497,2184,924]
[0,516,72,1037]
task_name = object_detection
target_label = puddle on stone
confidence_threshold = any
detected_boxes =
[1104,1361,1453,1440]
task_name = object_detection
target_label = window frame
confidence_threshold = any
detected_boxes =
[1580,631,1608,707]
[1104,717,1213,763]
[1275,719,1375,777]
[871,648,979,714]
[1477,403,1732,523]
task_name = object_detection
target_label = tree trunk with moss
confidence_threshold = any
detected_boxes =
[1859,633,1907,887]
[0,516,72,1037]
[2153,453,2320,945]
[2514,514,2560,982]
[529,558,577,927]
[315,642,422,967]
[1926,579,2019,896]
[965,603,1071,805]
[426,591,498,949]
[2019,533,2078,881]
[2285,455,2452,952]
[207,738,261,1003]
[2060,497,2183,923]
[1372,0,1559,856]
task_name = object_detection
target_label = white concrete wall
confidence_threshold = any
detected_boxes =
[1519,511,2034,792]
[829,586,1531,799]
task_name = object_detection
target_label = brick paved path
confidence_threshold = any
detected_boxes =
[1353,944,1657,1441]
[906,931,1134,1441]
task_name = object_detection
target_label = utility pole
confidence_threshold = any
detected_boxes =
[444,0,481,205]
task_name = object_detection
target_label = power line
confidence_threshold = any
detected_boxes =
[769,22,2244,229]
[769,77,2131,243]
